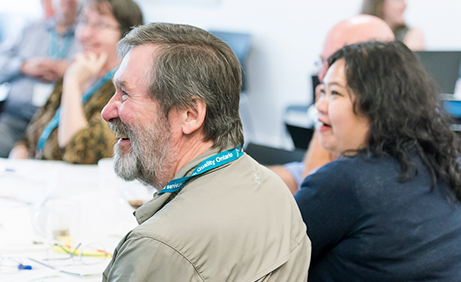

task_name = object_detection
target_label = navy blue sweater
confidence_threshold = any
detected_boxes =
[295,153,461,282]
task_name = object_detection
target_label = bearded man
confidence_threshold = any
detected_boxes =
[101,22,311,281]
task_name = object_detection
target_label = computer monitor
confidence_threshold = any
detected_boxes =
[441,97,461,136]
[414,51,461,94]
[209,30,251,92]
[442,98,461,118]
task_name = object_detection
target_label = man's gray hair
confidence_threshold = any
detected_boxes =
[118,23,244,150]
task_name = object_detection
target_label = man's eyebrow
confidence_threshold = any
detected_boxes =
[115,78,131,91]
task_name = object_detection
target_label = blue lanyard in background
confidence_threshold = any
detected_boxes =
[48,30,73,59]
[36,68,117,151]
[158,146,244,195]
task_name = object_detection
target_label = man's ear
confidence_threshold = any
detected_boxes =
[180,97,207,135]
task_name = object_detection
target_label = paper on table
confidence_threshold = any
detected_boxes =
[28,257,108,280]
[0,206,36,250]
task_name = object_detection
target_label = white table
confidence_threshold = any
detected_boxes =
[0,158,146,281]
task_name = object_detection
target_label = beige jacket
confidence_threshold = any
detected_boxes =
[103,148,311,281]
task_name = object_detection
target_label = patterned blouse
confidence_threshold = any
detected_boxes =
[18,78,117,164]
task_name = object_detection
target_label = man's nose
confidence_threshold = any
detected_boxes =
[101,94,120,122]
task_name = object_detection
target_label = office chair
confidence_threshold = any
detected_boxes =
[245,142,305,166]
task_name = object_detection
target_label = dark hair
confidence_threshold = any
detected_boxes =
[328,41,461,201]
[361,0,408,36]
[86,0,144,37]
[118,23,244,150]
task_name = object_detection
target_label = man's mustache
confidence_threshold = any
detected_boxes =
[109,119,132,137]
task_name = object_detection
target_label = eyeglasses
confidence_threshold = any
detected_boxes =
[315,57,328,74]
[77,18,120,32]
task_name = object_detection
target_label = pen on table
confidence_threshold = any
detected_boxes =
[28,258,83,278]
[18,263,33,270]
[0,165,15,173]
[0,196,33,205]
[30,275,61,281]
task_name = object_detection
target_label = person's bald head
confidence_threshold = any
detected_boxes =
[318,14,395,80]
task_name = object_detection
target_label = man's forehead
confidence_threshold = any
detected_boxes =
[114,45,155,90]
[321,38,344,59]
[128,44,160,59]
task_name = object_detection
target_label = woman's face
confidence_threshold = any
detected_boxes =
[76,6,121,59]
[382,0,407,27]
[316,58,370,156]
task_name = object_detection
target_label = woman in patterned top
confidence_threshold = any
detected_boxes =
[9,0,143,164]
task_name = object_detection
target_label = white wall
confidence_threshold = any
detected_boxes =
[1,0,460,148]
[0,1,41,42]
[405,0,461,50]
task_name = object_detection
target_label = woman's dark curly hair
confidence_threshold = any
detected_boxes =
[328,41,461,201]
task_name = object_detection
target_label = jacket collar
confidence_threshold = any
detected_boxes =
[134,147,222,224]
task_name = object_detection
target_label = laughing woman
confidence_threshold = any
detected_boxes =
[295,41,461,281]
[9,0,143,164]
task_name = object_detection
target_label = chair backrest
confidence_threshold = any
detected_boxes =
[245,142,305,166]
[284,105,315,150]
[209,30,251,92]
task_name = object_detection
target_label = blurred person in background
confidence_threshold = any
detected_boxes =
[41,0,56,19]
[361,0,425,50]
[9,0,143,164]
[296,41,461,281]
[270,15,395,194]
[0,0,80,158]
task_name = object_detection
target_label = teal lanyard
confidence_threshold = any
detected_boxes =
[158,146,244,195]
[36,68,117,151]
[48,30,73,59]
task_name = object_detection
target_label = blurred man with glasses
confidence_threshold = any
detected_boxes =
[0,0,80,157]
[270,15,395,194]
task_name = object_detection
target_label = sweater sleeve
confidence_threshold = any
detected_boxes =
[294,159,363,262]
[103,237,205,282]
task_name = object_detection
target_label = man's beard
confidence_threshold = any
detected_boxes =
[109,116,174,189]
